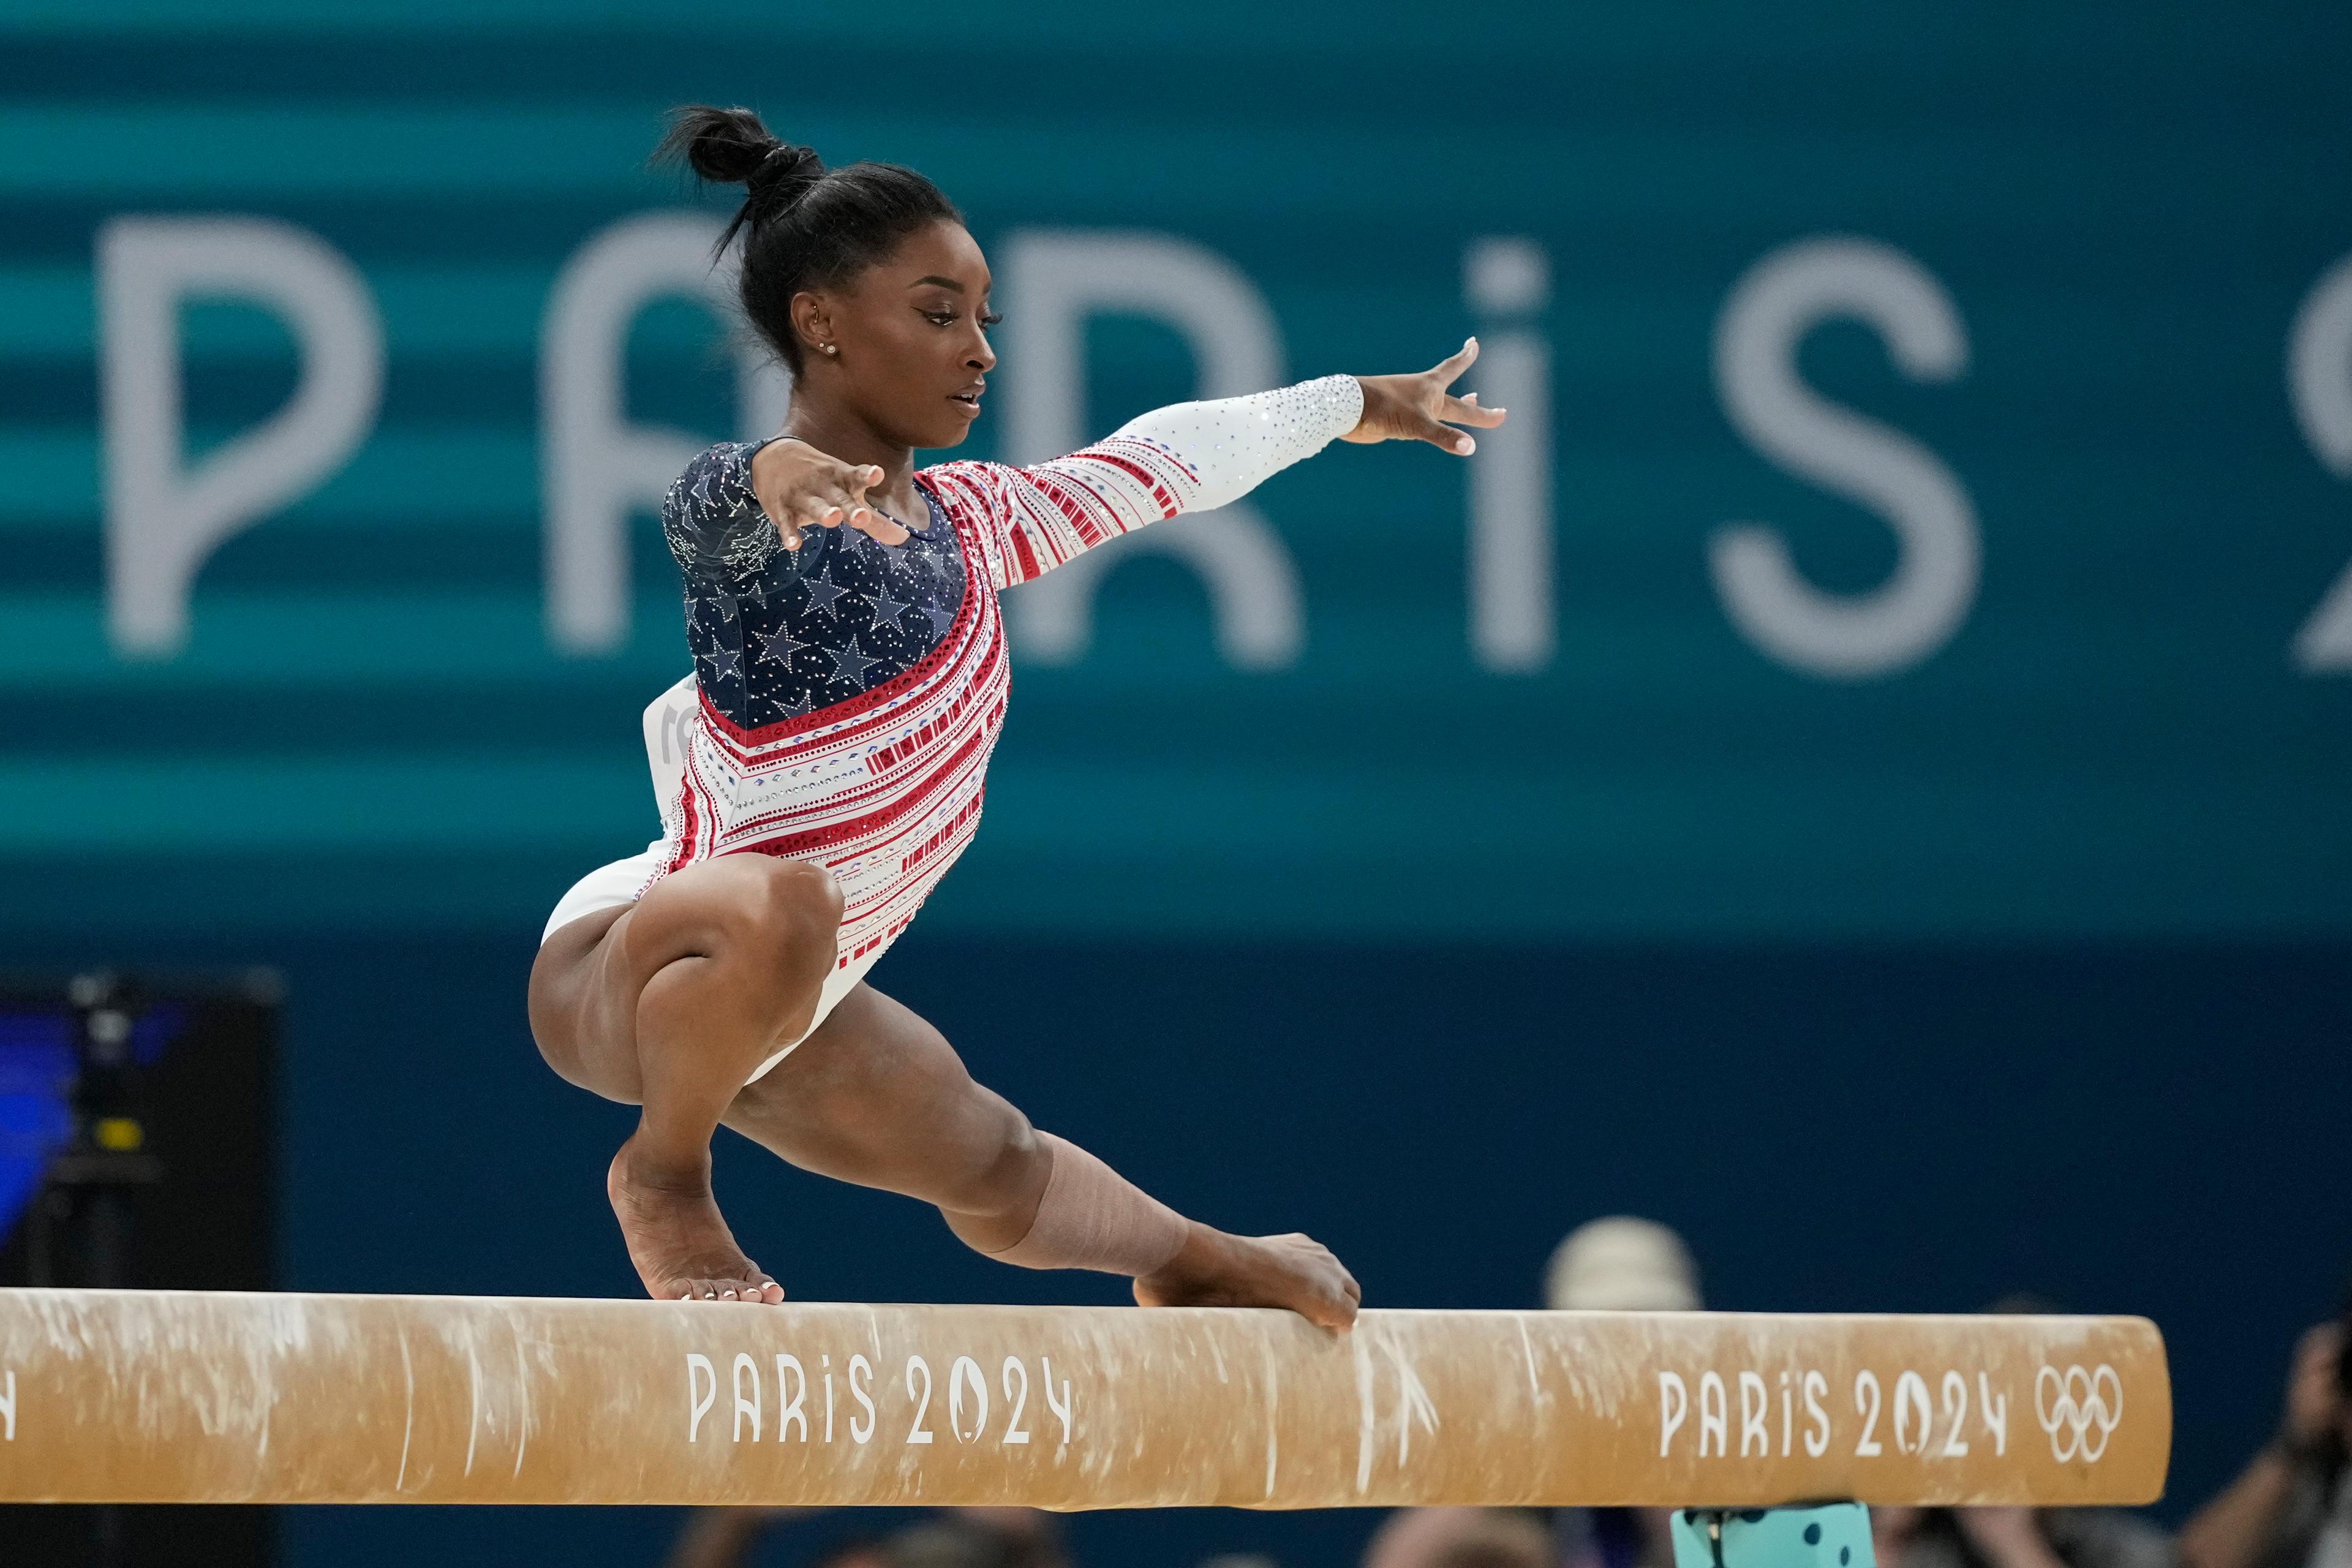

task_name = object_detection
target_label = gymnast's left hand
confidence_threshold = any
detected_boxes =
[750,438,911,551]
[1341,337,1509,455]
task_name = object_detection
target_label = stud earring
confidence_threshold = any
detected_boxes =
[821,343,838,356]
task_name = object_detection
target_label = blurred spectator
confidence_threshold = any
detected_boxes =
[1545,1217,1703,1315]
[1366,1217,1702,1568]
[660,1504,1064,1568]
[1363,1506,1554,1568]
[1870,1505,2172,1568]
[2180,1314,2352,1568]
[889,1510,1069,1568]
[942,1506,1070,1567]
[1555,1217,1702,1568]
[663,1507,813,1568]
[1870,1293,2176,1568]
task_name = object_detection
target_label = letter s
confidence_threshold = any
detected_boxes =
[848,1353,875,1445]
[2288,252,2352,669]
[1711,236,1977,678]
[1803,1370,1830,1457]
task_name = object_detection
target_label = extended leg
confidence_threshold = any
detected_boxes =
[722,982,1362,1329]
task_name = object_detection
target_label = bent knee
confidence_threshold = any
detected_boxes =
[935,1108,1048,1217]
[732,857,843,959]
[636,855,842,970]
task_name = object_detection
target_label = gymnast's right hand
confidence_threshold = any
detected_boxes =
[750,439,913,551]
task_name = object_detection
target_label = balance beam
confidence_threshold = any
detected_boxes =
[0,1290,2168,1509]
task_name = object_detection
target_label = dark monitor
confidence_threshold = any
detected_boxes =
[0,971,279,1567]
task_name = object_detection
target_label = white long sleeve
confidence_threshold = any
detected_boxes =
[1104,374,1365,512]
[919,374,1363,590]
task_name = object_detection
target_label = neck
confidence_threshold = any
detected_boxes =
[780,390,922,515]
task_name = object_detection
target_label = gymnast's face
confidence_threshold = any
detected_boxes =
[791,220,998,451]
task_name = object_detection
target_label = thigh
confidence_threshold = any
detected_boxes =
[526,853,835,1104]
[527,900,638,1100]
[720,981,1031,1206]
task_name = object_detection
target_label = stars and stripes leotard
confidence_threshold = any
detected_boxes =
[543,374,1363,1066]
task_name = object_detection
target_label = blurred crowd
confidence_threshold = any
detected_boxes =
[662,1220,2352,1568]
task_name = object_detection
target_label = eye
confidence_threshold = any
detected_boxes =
[921,309,957,326]
[978,310,1003,328]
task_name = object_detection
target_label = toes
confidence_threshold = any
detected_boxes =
[666,1270,782,1304]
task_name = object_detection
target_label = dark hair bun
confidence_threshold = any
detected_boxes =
[747,143,825,209]
[658,105,824,201]
[647,105,959,375]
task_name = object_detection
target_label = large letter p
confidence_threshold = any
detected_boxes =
[99,217,383,657]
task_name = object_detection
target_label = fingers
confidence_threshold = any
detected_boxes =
[852,510,912,546]
[785,503,911,548]
[766,456,886,550]
[778,500,829,551]
[800,498,857,535]
[814,492,908,545]
[755,486,801,551]
[767,468,912,549]
[773,495,843,551]
[1430,334,1480,385]
[824,460,884,499]
[1440,391,1508,428]
[805,466,911,545]
[1415,415,1478,456]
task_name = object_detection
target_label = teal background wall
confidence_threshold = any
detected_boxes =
[4,6,2351,1567]
[8,2,2352,943]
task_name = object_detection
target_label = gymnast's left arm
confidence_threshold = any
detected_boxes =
[922,338,1507,590]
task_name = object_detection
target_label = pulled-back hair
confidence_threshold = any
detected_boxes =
[656,104,960,375]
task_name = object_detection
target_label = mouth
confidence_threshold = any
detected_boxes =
[949,385,984,414]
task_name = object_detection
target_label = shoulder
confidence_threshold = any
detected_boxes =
[665,441,780,578]
[915,458,1013,511]
[666,441,761,514]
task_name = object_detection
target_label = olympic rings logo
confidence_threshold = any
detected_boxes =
[2035,1364,2124,1461]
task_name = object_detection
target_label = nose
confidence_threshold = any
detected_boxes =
[967,329,997,375]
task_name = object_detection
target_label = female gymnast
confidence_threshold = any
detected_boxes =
[527,106,1506,1327]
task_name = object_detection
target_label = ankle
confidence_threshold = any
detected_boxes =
[614,1136,712,1194]
[1148,1221,1223,1281]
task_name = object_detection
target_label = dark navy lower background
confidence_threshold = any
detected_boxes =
[1,932,2335,1567]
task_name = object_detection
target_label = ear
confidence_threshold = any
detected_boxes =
[789,290,833,359]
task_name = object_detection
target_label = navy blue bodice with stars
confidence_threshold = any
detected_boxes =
[662,442,968,732]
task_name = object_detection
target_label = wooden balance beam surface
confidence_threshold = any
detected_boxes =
[0,1291,2168,1509]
